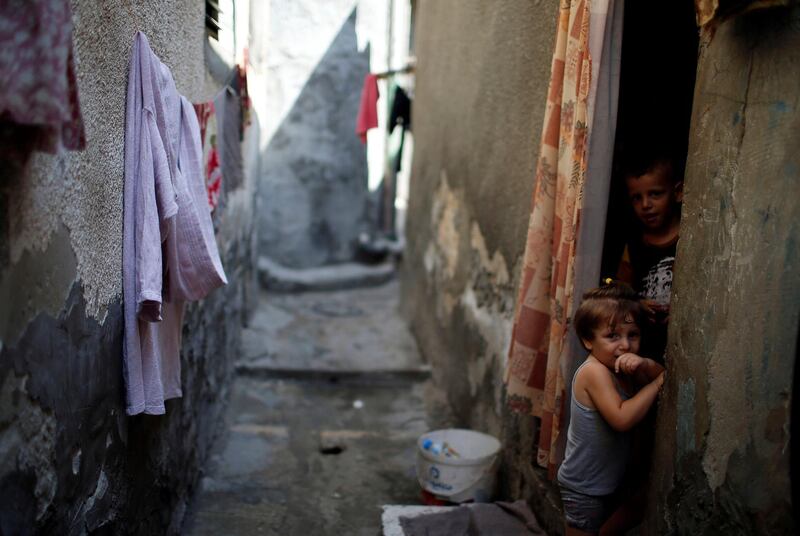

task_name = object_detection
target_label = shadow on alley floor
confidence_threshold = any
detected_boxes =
[182,280,452,535]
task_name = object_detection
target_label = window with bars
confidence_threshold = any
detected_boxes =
[205,0,221,40]
[205,0,236,62]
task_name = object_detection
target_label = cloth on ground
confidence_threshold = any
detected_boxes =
[123,32,227,416]
[355,73,379,143]
[0,0,86,163]
[399,500,546,536]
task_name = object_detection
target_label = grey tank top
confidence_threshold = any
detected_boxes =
[557,360,631,496]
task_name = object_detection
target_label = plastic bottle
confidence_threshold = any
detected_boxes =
[422,439,461,458]
[422,438,443,455]
[442,442,461,458]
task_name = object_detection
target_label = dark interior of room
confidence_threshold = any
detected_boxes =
[600,0,700,278]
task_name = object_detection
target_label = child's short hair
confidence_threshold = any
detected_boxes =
[574,281,644,344]
[621,149,684,185]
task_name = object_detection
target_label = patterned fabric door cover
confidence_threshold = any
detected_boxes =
[504,0,593,475]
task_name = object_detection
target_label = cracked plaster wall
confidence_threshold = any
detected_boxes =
[400,1,563,531]
[645,6,799,534]
[0,1,258,533]
[2,0,212,329]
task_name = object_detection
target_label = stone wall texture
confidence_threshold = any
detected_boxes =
[0,0,258,534]
[399,1,563,531]
[256,0,372,269]
[646,6,799,534]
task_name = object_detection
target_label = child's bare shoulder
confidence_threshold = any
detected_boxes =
[575,360,616,408]
[577,360,613,385]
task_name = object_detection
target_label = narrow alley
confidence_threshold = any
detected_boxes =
[183,280,441,535]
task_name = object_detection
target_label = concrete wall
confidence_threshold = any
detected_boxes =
[646,6,799,534]
[399,1,563,530]
[255,0,373,268]
[0,0,258,533]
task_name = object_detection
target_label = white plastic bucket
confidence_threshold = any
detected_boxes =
[416,428,502,503]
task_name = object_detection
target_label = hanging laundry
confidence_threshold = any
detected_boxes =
[0,0,86,163]
[193,101,222,211]
[194,102,212,149]
[168,96,228,300]
[388,84,412,172]
[123,32,227,416]
[235,63,251,140]
[215,85,244,193]
[355,73,379,143]
[388,85,411,133]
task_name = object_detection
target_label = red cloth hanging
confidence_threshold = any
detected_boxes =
[355,74,380,144]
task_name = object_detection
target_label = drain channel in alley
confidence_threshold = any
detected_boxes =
[183,280,445,536]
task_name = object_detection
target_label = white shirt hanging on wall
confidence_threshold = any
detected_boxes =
[122,32,227,416]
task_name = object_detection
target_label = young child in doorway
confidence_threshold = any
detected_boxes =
[557,282,665,536]
[616,155,683,363]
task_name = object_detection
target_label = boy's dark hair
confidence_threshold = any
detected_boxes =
[574,281,644,345]
[621,149,684,186]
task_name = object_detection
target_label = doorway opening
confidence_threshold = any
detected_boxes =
[600,0,699,360]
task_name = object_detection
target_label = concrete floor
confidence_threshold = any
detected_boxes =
[183,280,450,535]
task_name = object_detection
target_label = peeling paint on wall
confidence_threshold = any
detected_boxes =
[459,286,513,418]
[12,398,57,521]
[430,171,461,281]
[0,226,79,348]
[399,1,561,530]
[470,223,510,288]
[3,0,210,319]
[418,170,518,426]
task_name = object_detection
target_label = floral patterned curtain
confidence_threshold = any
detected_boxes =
[504,0,592,474]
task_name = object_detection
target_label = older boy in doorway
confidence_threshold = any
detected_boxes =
[617,156,683,364]
[600,155,683,534]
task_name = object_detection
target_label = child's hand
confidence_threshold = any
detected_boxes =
[656,371,666,387]
[655,371,666,394]
[615,352,644,375]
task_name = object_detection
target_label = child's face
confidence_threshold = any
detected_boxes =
[625,164,683,233]
[582,317,641,369]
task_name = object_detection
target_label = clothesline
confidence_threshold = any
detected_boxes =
[374,64,415,79]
